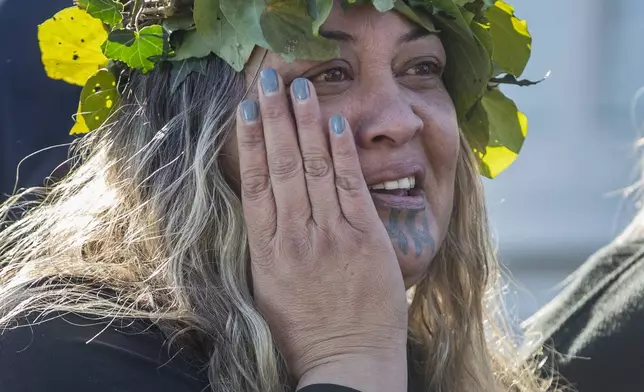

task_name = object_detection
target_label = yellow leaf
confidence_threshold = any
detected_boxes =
[79,69,119,131]
[479,111,528,178]
[70,103,90,135]
[38,7,109,86]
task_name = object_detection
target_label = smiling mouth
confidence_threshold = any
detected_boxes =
[368,176,426,209]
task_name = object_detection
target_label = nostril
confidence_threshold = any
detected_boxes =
[372,135,390,143]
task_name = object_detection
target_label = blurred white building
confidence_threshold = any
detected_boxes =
[485,0,644,324]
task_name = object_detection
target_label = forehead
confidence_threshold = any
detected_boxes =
[323,3,416,34]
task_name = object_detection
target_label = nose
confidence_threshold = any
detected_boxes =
[353,83,423,149]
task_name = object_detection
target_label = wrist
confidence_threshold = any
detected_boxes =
[296,351,407,392]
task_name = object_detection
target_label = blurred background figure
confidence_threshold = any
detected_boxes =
[0,0,79,199]
[484,0,644,330]
[520,172,644,391]
[508,3,644,389]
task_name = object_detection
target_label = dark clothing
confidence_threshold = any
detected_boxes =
[299,387,360,392]
[0,0,79,198]
[0,312,368,392]
[0,313,210,391]
[521,239,644,391]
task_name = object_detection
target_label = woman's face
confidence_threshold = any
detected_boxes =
[226,5,460,288]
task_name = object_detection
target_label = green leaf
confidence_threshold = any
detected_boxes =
[172,30,212,61]
[479,0,495,8]
[169,57,209,94]
[393,2,439,32]
[408,0,492,122]
[163,14,195,34]
[485,0,531,76]
[194,0,255,71]
[477,88,528,178]
[260,0,339,62]
[194,0,221,36]
[107,30,136,46]
[77,0,123,26]
[469,18,493,58]
[220,0,270,48]
[481,88,525,152]
[307,0,334,35]
[460,99,489,153]
[371,0,395,12]
[79,68,119,131]
[460,0,494,18]
[103,25,166,72]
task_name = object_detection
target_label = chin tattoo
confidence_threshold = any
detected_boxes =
[385,209,435,258]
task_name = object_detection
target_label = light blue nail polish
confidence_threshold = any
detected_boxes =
[292,78,310,101]
[331,115,345,135]
[241,100,259,122]
[260,68,279,95]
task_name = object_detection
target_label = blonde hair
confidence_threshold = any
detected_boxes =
[0,56,551,391]
[614,85,644,243]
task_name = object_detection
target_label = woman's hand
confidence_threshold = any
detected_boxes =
[236,68,409,391]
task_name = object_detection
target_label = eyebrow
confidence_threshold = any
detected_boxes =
[319,26,434,45]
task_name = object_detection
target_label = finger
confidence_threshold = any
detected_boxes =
[236,98,277,245]
[290,78,341,227]
[328,115,378,230]
[258,68,311,226]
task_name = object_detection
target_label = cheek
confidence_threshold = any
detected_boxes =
[416,95,460,226]
[418,97,460,174]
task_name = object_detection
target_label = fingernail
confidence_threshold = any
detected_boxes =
[292,78,310,102]
[330,115,345,135]
[260,68,279,95]
[240,100,259,122]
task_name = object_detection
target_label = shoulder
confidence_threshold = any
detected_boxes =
[0,312,209,392]
[522,239,644,390]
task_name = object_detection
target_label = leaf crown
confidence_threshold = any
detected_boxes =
[38,0,541,178]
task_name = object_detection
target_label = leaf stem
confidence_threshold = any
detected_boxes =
[132,0,144,30]
[242,49,268,100]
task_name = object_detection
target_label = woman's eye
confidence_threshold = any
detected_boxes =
[405,62,442,76]
[310,68,350,83]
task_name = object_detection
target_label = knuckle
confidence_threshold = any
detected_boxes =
[302,153,332,179]
[241,168,271,201]
[248,230,276,268]
[237,128,264,150]
[261,103,287,123]
[295,110,319,128]
[332,143,356,161]
[268,150,302,180]
[248,214,276,240]
[276,232,313,260]
[313,227,335,252]
[335,174,364,196]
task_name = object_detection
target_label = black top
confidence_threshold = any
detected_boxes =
[521,239,644,391]
[0,312,364,392]
[0,0,79,198]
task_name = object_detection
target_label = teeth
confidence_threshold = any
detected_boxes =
[384,181,399,190]
[369,176,416,191]
[398,177,411,189]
